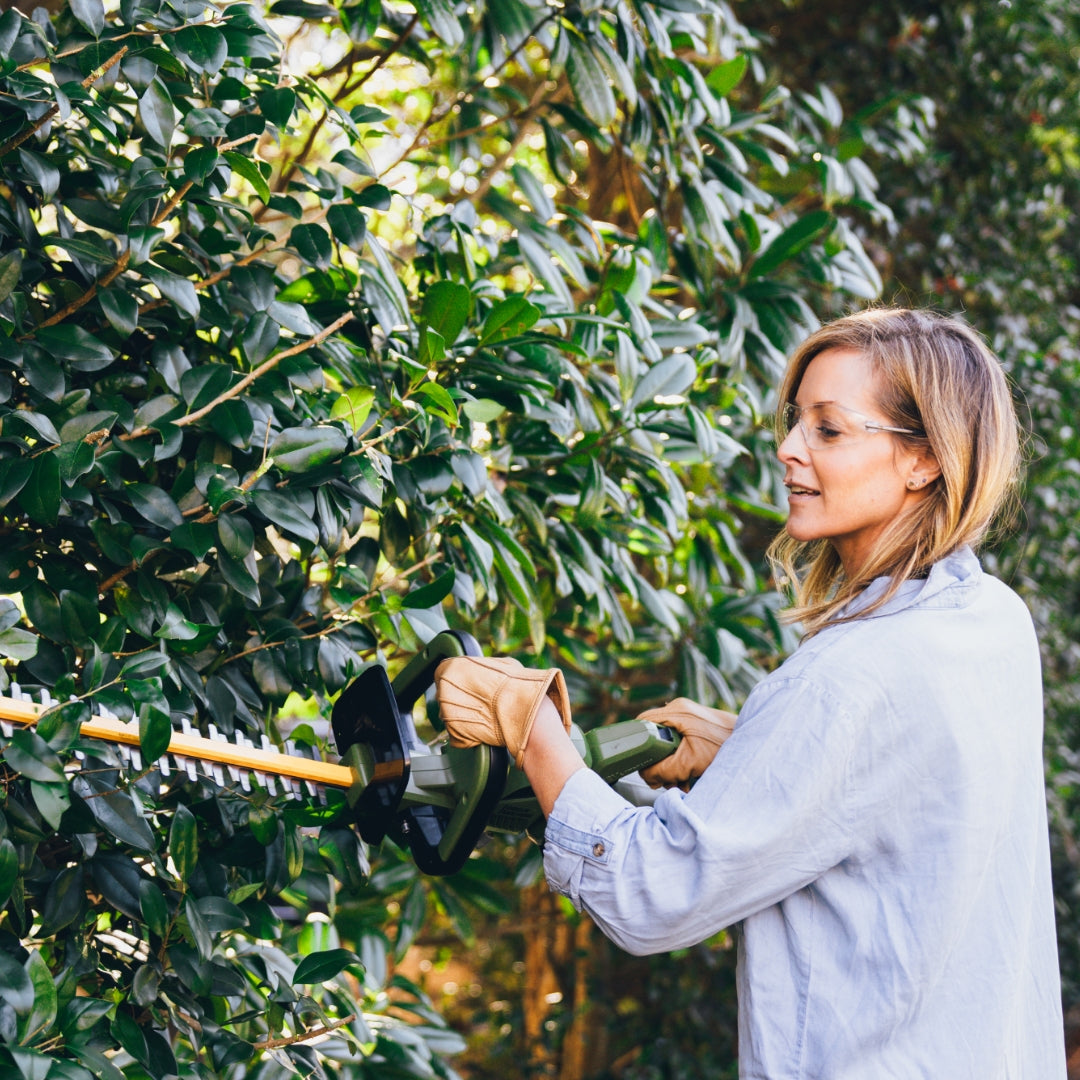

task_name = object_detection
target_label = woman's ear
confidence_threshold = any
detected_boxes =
[907,449,942,490]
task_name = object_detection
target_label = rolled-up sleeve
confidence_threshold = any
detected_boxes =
[542,676,862,956]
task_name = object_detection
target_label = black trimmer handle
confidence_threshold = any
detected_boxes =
[332,631,511,876]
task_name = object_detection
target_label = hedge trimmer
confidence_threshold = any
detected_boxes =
[0,631,677,875]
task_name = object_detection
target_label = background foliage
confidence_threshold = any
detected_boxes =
[0,0,1075,1077]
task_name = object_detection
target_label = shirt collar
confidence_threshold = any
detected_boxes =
[840,546,982,620]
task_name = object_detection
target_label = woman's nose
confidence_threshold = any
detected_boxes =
[777,424,810,465]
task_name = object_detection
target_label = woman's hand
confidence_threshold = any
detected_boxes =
[434,655,572,767]
[637,697,737,790]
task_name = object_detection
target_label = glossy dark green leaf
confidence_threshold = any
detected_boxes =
[184,145,220,182]
[74,776,156,851]
[195,896,248,932]
[31,779,70,829]
[3,728,65,782]
[290,223,333,270]
[145,266,200,319]
[139,879,169,939]
[0,457,32,508]
[251,490,320,544]
[402,569,455,609]
[326,203,366,249]
[241,311,280,365]
[127,482,183,528]
[40,864,84,935]
[138,79,175,147]
[17,451,60,525]
[138,702,172,761]
[257,86,296,127]
[181,364,232,410]
[173,24,227,74]
[0,624,37,662]
[17,949,56,1044]
[0,950,32,1014]
[169,804,199,883]
[415,0,462,46]
[69,0,104,36]
[0,251,21,304]
[269,425,348,473]
[0,838,19,908]
[292,948,361,986]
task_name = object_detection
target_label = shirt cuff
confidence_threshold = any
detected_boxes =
[543,768,633,907]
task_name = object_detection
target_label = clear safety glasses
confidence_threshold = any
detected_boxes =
[780,402,922,450]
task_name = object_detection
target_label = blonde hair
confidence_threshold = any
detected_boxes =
[767,307,1023,634]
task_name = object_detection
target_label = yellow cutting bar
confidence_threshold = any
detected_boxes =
[0,694,401,788]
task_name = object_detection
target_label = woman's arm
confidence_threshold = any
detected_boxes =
[518,696,586,816]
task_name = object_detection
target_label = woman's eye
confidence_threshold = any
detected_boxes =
[815,424,842,441]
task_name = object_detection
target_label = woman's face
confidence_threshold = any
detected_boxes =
[777,346,936,576]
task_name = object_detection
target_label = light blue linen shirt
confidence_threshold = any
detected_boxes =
[544,548,1065,1079]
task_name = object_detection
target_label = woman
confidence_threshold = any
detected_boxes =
[435,308,1066,1078]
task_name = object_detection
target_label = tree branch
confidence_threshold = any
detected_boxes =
[0,45,128,158]
[170,310,354,430]
[253,1015,357,1051]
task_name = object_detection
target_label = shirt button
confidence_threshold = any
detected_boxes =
[592,842,605,858]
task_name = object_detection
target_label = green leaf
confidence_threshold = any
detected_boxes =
[138,702,172,761]
[18,950,57,1043]
[139,880,170,939]
[74,777,156,851]
[478,295,540,345]
[251,490,320,544]
[268,425,348,473]
[40,863,83,934]
[462,398,506,423]
[330,386,375,431]
[139,80,175,147]
[35,324,115,370]
[414,0,462,45]
[402,569,455,609]
[0,625,38,662]
[630,353,698,410]
[0,251,22,304]
[0,948,33,1014]
[223,150,270,203]
[566,36,616,127]
[292,948,361,986]
[98,288,139,334]
[145,266,200,319]
[184,145,220,182]
[290,223,333,270]
[0,837,21,907]
[707,54,748,97]
[0,457,33,508]
[420,280,471,354]
[31,779,70,830]
[3,728,65,783]
[69,0,104,36]
[258,87,296,127]
[326,203,366,249]
[241,311,280,365]
[413,381,458,426]
[127,482,184,528]
[751,210,836,278]
[173,24,228,74]
[169,804,199,883]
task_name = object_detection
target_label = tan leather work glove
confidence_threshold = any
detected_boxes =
[434,656,573,768]
[638,697,737,790]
